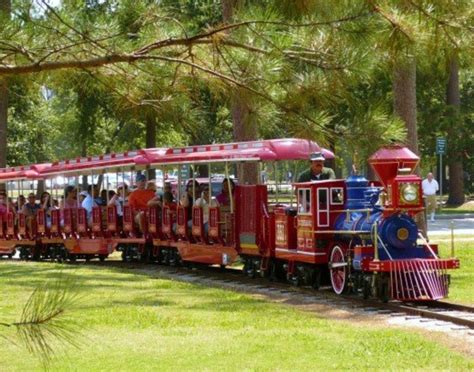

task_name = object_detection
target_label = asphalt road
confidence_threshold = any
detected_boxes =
[427,215,474,236]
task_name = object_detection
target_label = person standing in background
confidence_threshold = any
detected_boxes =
[422,172,439,222]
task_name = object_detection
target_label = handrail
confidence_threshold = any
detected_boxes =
[417,232,439,259]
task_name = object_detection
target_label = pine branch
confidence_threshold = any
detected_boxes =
[1,272,83,364]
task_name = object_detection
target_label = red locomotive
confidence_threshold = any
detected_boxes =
[0,138,459,301]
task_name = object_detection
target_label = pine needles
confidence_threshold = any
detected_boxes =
[1,271,83,364]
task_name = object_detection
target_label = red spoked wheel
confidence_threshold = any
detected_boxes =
[329,245,348,295]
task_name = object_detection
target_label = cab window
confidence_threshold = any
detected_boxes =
[297,188,311,214]
[331,187,344,205]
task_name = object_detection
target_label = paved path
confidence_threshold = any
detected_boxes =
[427,215,474,236]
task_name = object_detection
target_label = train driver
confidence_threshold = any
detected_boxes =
[297,152,335,182]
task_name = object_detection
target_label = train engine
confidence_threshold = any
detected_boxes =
[332,145,459,301]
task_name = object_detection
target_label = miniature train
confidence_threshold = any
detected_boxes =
[0,138,459,302]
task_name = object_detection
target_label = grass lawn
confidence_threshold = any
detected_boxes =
[433,235,474,305]
[0,261,473,371]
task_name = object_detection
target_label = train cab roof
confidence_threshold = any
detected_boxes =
[293,179,345,187]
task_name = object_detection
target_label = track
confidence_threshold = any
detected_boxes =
[82,258,474,332]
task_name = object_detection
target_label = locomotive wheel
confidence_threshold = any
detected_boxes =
[99,254,107,262]
[329,245,348,295]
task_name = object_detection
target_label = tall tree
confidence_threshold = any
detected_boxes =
[446,55,464,205]
[0,0,10,175]
[393,56,418,157]
[222,0,258,184]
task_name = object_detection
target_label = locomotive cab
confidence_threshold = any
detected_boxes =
[274,180,346,262]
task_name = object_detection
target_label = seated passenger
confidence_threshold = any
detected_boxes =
[194,187,211,234]
[17,195,26,212]
[94,185,104,206]
[107,189,120,212]
[118,183,129,204]
[163,190,177,208]
[81,185,98,224]
[61,186,78,209]
[79,190,88,204]
[22,193,40,235]
[40,192,55,228]
[216,178,235,209]
[147,180,157,193]
[149,182,173,208]
[99,189,108,207]
[128,173,155,231]
[0,191,9,220]
[180,180,200,223]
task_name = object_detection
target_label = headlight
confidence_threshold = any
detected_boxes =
[400,184,419,204]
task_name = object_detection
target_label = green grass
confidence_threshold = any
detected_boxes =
[0,261,473,370]
[434,235,474,305]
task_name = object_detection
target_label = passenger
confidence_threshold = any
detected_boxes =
[297,152,335,182]
[108,190,124,217]
[117,183,129,206]
[79,190,88,204]
[216,178,235,208]
[99,189,108,207]
[0,191,8,220]
[61,186,77,209]
[128,173,155,231]
[22,193,40,234]
[163,190,177,208]
[180,180,200,222]
[195,186,210,234]
[146,180,157,193]
[93,185,103,206]
[162,182,173,200]
[40,192,55,228]
[150,182,174,207]
[17,195,26,212]
[81,185,98,223]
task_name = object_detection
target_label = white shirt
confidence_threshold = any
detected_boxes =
[81,194,97,221]
[422,179,439,196]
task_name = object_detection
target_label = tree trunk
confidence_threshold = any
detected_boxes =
[0,78,7,169]
[393,56,426,235]
[446,56,465,206]
[231,89,258,184]
[0,0,11,192]
[145,116,156,180]
[222,0,258,184]
[393,57,418,158]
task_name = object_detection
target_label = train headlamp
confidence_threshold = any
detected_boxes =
[400,183,419,204]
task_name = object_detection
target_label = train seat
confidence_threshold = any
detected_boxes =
[91,206,103,235]
[191,206,207,243]
[147,206,162,239]
[106,205,118,235]
[176,205,190,240]
[162,205,176,240]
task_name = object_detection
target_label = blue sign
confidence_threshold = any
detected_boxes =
[436,138,447,155]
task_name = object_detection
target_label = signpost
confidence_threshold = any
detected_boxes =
[436,137,447,205]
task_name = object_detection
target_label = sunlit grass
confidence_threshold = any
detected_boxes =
[432,234,474,305]
[0,261,472,370]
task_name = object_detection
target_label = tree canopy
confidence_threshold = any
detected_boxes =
[0,0,473,199]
